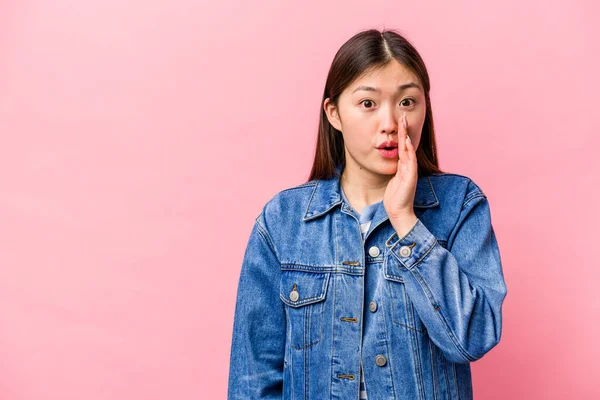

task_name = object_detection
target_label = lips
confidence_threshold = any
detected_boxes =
[377,140,398,150]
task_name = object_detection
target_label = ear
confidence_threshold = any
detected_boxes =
[323,98,342,132]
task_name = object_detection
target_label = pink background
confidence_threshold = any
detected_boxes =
[1,0,598,398]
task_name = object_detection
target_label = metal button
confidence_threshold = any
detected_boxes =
[369,301,377,312]
[289,289,299,302]
[375,355,387,367]
[399,245,412,257]
[368,246,380,257]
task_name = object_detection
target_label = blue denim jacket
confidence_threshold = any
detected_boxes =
[228,164,507,399]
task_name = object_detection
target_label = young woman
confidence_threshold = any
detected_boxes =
[228,28,507,400]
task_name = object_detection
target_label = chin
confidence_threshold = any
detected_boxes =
[375,163,398,176]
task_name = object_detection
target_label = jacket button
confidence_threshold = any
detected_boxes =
[399,246,412,257]
[375,355,387,367]
[369,301,377,312]
[289,289,299,302]
[368,246,380,257]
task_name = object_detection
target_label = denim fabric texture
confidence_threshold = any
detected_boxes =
[228,163,508,399]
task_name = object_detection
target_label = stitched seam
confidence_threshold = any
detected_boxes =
[453,362,459,399]
[426,175,440,205]
[389,235,437,270]
[289,313,322,350]
[391,321,427,332]
[303,180,320,220]
[380,285,397,400]
[387,280,426,332]
[296,181,317,188]
[285,274,328,350]
[255,219,281,264]
[304,305,309,398]
[289,337,321,350]
[282,264,364,275]
[443,356,451,399]
[329,253,337,398]
[357,212,366,400]
[408,267,475,362]
[334,209,338,282]
[290,335,295,400]
[388,280,405,328]
[405,285,426,400]
[280,294,325,307]
[281,264,341,269]
[412,266,475,361]
[278,182,316,195]
[412,243,478,361]
[462,193,485,208]
[331,209,338,399]
[429,339,439,400]
[317,296,324,352]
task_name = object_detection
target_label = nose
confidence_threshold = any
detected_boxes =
[379,106,399,136]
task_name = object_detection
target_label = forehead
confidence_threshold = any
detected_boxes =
[347,60,421,94]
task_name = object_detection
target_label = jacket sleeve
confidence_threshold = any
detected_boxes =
[228,212,285,399]
[384,182,508,364]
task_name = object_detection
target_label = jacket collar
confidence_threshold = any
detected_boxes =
[302,163,439,222]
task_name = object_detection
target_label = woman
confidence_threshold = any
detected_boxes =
[228,28,507,400]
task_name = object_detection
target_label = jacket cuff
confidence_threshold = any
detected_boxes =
[385,218,437,271]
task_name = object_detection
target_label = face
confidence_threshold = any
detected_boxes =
[324,59,427,177]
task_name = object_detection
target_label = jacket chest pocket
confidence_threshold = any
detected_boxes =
[280,269,330,350]
[383,259,427,334]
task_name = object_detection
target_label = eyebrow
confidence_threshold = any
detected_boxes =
[352,82,422,94]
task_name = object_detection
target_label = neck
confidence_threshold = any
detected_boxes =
[340,161,391,213]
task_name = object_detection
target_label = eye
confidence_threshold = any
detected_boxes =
[400,98,415,107]
[360,99,376,108]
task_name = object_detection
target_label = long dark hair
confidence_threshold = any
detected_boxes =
[307,28,444,182]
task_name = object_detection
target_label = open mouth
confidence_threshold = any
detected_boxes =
[378,146,399,158]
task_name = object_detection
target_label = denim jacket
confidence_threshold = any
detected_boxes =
[228,164,507,399]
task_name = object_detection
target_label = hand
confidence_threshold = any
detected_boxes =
[383,112,418,234]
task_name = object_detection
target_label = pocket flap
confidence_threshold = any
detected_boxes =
[280,270,330,307]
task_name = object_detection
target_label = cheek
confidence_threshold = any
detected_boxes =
[342,129,373,153]
[413,133,423,149]
[343,129,369,148]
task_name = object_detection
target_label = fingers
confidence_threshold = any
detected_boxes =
[403,112,409,150]
[395,113,405,177]
[406,134,415,162]
[398,112,408,162]
[404,112,414,160]
[398,112,416,172]
[404,114,417,164]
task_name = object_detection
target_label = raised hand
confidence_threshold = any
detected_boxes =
[383,112,419,236]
